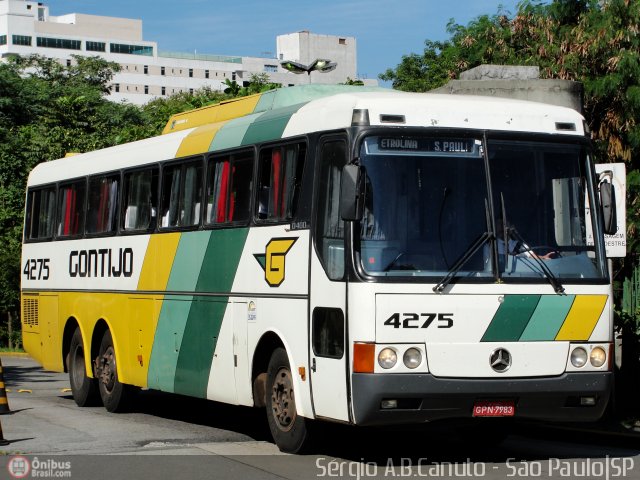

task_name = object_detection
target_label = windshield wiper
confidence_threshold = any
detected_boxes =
[508,227,565,295]
[433,231,493,293]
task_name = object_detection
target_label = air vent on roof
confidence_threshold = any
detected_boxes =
[555,122,576,131]
[380,114,406,124]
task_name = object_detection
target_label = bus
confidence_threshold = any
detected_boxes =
[21,84,624,453]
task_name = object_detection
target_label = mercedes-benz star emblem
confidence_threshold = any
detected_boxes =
[490,348,512,373]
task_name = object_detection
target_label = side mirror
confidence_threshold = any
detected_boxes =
[340,164,363,221]
[599,175,617,235]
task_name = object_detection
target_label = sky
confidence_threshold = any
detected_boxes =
[48,0,526,82]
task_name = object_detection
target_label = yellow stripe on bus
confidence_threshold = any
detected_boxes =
[175,122,227,157]
[137,233,181,291]
[162,94,262,134]
[555,295,607,341]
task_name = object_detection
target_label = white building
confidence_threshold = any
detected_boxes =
[0,0,376,104]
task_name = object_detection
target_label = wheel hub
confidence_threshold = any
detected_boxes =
[271,367,296,432]
[97,346,116,393]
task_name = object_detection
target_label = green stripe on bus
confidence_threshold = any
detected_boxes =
[147,295,194,392]
[195,228,250,292]
[173,228,250,398]
[481,295,541,342]
[174,297,228,398]
[166,231,211,291]
[519,295,575,341]
[209,113,262,152]
[241,103,302,146]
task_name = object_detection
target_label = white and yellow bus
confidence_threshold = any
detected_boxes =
[21,85,624,452]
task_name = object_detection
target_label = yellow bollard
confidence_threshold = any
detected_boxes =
[0,358,11,414]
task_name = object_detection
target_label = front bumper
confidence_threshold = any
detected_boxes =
[351,372,611,426]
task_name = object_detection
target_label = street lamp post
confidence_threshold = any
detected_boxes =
[280,58,337,84]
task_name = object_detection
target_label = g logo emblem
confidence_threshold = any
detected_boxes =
[254,238,297,287]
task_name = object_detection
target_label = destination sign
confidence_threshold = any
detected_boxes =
[377,137,478,154]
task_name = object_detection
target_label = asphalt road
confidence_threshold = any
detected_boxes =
[1,355,640,480]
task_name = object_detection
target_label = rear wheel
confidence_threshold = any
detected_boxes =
[68,327,99,407]
[96,330,138,412]
[266,348,312,453]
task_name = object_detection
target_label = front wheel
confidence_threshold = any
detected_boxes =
[96,330,138,412]
[68,327,99,407]
[266,348,312,453]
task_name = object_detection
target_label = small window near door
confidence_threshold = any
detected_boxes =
[312,308,344,359]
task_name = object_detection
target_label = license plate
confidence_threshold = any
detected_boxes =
[473,400,515,417]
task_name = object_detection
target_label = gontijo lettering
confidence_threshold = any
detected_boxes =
[69,248,133,278]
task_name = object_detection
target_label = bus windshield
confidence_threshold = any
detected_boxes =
[357,135,606,282]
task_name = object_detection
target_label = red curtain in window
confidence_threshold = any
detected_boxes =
[216,161,230,223]
[271,149,282,218]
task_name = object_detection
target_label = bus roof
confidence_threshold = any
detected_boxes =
[28,86,585,187]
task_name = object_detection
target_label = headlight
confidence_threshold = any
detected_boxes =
[590,347,607,367]
[403,348,422,369]
[570,347,588,368]
[378,348,397,369]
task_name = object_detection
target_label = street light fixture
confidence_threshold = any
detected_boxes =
[280,58,337,83]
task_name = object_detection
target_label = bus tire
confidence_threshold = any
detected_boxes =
[96,329,138,412]
[68,327,100,407]
[266,347,312,453]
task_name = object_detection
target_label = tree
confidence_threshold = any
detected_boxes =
[0,55,150,347]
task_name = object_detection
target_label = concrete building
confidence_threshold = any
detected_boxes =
[0,0,375,104]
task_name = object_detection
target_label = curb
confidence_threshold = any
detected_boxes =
[0,352,30,358]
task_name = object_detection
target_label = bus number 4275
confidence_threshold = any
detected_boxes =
[23,258,50,281]
[384,312,453,329]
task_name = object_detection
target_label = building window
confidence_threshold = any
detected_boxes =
[189,88,194,94]
[0,35,7,46]
[144,85,149,94]
[205,70,209,79]
[161,86,166,96]
[161,66,165,76]
[189,68,193,78]
[38,7,45,21]
[86,41,106,52]
[232,71,236,81]
[37,37,81,50]
[110,43,153,56]
[12,35,32,46]
[114,84,120,93]
[339,38,346,45]
[66,59,71,67]
[264,64,278,73]
[144,65,148,74]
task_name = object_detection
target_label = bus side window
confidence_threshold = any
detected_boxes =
[257,143,306,222]
[25,186,56,241]
[86,174,119,235]
[160,160,202,229]
[56,180,86,238]
[315,140,347,280]
[205,151,253,225]
[122,168,158,232]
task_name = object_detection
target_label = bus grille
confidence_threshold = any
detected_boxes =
[23,298,39,327]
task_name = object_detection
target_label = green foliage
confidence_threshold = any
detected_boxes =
[0,55,284,346]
